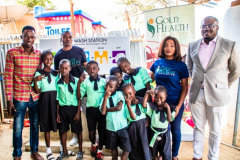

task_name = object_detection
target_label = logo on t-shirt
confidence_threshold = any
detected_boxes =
[69,58,81,67]
[156,66,175,76]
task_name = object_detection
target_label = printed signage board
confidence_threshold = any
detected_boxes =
[144,4,195,68]
[44,24,71,35]
[144,5,197,141]
[40,37,130,74]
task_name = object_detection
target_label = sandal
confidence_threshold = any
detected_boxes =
[58,150,75,156]
[56,152,69,160]
[68,150,75,156]
[46,153,55,160]
[76,151,85,160]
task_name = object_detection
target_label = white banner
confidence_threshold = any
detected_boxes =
[40,37,130,74]
[144,5,195,68]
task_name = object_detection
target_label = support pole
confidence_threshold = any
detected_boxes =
[69,0,76,38]
[13,19,18,36]
[233,77,240,146]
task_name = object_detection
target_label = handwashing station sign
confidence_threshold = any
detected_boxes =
[40,37,130,74]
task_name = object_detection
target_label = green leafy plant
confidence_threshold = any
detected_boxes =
[112,0,175,29]
[16,0,57,10]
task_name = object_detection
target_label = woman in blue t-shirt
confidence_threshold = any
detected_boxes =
[150,36,189,160]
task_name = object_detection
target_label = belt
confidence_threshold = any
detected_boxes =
[149,125,168,147]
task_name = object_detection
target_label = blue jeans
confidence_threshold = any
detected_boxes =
[12,96,39,157]
[170,103,184,157]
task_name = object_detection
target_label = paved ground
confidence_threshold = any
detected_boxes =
[0,123,240,160]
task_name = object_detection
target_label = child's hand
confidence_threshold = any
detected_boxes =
[57,114,61,123]
[34,75,45,82]
[147,89,155,96]
[74,111,81,123]
[104,85,111,98]
[79,73,86,83]
[163,102,170,109]
[124,94,132,106]
[175,105,181,117]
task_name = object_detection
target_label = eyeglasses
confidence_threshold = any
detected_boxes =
[200,25,218,29]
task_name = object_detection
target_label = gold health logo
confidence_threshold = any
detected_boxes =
[147,19,155,37]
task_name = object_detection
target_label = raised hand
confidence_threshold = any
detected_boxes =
[33,74,45,82]
[163,102,170,109]
[104,85,112,98]
[124,94,132,106]
[79,73,86,83]
[147,89,155,96]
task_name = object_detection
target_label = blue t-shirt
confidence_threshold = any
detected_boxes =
[150,58,189,105]
[54,46,87,78]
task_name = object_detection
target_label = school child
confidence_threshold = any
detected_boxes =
[56,59,84,160]
[122,83,151,160]
[100,76,132,160]
[32,50,58,160]
[117,57,152,97]
[142,85,176,160]
[110,66,124,91]
[78,60,106,160]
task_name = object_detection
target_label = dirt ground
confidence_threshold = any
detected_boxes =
[0,123,240,160]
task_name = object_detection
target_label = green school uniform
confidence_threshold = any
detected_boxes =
[32,69,58,92]
[125,103,147,123]
[146,102,175,129]
[100,91,127,132]
[56,74,79,106]
[123,67,152,92]
[146,102,176,147]
[80,76,105,108]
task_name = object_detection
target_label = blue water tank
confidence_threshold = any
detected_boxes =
[33,6,46,18]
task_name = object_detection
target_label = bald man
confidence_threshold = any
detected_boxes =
[54,31,88,147]
[186,16,240,160]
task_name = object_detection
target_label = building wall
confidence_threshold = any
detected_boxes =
[82,17,93,34]
[223,5,240,129]
[0,13,38,38]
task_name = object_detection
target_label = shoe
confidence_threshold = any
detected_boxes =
[46,153,55,160]
[95,152,104,160]
[90,145,98,157]
[69,134,78,146]
[13,157,21,160]
[30,152,44,160]
[76,151,85,160]
[56,152,69,160]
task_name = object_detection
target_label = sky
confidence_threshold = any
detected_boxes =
[0,0,236,33]
[51,0,129,31]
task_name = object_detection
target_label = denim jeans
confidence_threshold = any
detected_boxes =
[12,96,39,157]
[170,103,184,157]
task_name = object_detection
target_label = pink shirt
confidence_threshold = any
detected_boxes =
[198,36,218,69]
[198,36,217,88]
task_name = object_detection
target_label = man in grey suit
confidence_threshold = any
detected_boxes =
[186,16,240,160]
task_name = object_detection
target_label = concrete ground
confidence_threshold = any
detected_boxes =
[0,118,240,160]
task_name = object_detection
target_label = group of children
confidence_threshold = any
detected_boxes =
[33,50,176,160]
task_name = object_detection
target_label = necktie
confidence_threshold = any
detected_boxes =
[45,72,51,84]
[156,109,166,123]
[123,67,141,85]
[135,103,141,116]
[129,74,135,85]
[89,76,100,91]
[57,74,75,94]
[109,91,116,108]
[68,83,73,94]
